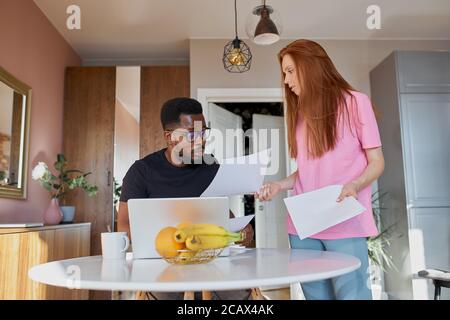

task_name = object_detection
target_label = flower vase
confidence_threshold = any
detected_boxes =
[44,198,63,225]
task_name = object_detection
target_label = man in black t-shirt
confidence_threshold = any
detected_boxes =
[117,97,253,245]
[117,97,254,300]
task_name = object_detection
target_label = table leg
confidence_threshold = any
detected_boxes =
[184,291,195,300]
[250,288,264,300]
[202,291,213,300]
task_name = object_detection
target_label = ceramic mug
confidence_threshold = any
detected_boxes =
[101,232,130,259]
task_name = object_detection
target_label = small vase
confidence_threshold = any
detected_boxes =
[44,198,63,225]
[60,206,76,223]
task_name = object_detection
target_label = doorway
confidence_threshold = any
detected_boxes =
[199,88,293,249]
[212,102,289,249]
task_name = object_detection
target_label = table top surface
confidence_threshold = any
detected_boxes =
[28,248,361,292]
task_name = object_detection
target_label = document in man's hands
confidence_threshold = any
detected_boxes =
[229,214,255,232]
[200,149,270,197]
[283,185,366,239]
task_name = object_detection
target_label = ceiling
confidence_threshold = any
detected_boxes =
[34,0,450,64]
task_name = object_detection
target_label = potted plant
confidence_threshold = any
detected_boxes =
[32,154,98,224]
[113,178,122,231]
[0,170,7,184]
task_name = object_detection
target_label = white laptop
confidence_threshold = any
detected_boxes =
[128,197,230,259]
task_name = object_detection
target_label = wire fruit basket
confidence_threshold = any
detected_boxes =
[163,248,225,265]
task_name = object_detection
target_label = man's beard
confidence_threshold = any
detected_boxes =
[175,145,205,165]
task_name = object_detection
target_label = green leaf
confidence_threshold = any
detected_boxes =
[42,181,53,192]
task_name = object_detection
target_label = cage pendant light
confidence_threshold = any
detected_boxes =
[223,0,252,73]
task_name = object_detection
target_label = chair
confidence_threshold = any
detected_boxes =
[418,269,450,300]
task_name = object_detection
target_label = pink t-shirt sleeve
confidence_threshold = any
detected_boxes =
[353,93,382,149]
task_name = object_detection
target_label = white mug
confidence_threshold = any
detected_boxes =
[101,232,130,260]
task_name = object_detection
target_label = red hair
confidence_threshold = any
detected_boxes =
[279,39,357,159]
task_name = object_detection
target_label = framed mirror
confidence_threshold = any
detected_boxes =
[0,66,31,199]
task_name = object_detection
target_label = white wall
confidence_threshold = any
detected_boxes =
[191,39,450,196]
[190,39,450,98]
[115,67,141,122]
[114,67,141,188]
[114,99,140,186]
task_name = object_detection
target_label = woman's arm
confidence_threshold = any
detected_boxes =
[255,170,298,201]
[276,170,298,191]
[337,147,385,201]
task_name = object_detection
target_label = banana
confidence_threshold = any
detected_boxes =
[185,233,243,251]
[173,223,239,243]
[176,221,192,229]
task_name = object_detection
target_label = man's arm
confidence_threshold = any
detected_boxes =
[117,201,131,239]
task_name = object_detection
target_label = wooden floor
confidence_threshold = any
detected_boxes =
[260,287,291,300]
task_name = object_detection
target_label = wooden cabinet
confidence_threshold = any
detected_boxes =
[64,65,190,238]
[64,67,116,256]
[0,223,90,300]
[63,65,189,299]
[140,66,190,156]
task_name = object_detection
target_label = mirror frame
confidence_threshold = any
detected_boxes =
[0,66,31,200]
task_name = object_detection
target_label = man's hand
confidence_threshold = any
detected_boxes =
[117,201,131,238]
[238,223,254,247]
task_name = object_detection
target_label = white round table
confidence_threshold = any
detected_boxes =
[29,248,360,295]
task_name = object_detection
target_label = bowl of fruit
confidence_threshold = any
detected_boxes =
[155,222,244,265]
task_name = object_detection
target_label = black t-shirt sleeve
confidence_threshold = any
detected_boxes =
[119,161,149,202]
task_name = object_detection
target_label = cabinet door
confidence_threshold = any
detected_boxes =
[408,207,450,300]
[140,66,190,157]
[0,227,91,299]
[64,67,115,256]
[400,94,450,207]
[397,51,450,93]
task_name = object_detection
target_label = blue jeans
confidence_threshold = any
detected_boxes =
[289,235,372,300]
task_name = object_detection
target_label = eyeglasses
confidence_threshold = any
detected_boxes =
[165,127,211,142]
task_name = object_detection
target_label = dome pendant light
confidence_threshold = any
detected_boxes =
[247,0,282,45]
[223,0,252,73]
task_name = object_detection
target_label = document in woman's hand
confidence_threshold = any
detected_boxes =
[283,185,366,239]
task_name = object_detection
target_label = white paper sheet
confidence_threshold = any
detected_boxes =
[229,214,255,232]
[283,185,366,239]
[201,149,270,197]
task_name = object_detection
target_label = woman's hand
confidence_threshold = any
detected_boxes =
[336,182,360,202]
[255,181,283,201]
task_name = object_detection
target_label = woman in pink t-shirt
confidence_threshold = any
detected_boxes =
[256,40,385,300]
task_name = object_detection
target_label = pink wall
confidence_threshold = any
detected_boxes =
[0,0,81,222]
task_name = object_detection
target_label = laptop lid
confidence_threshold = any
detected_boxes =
[128,197,229,259]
